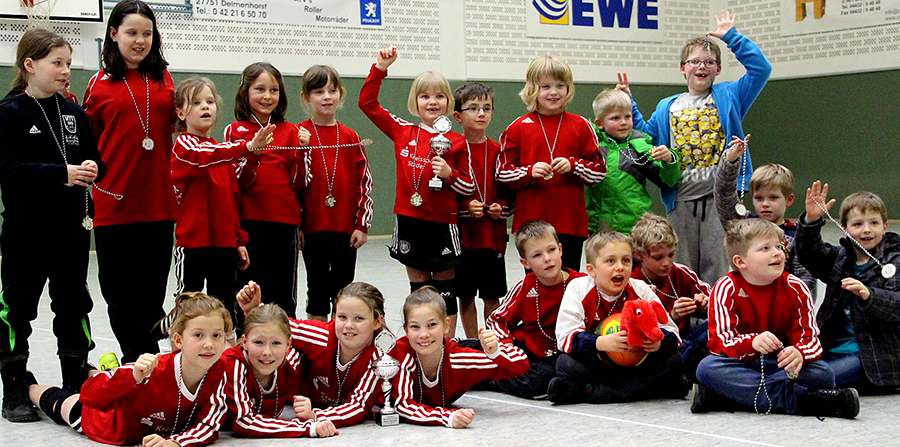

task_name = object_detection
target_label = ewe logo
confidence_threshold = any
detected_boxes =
[534,0,569,25]
[528,0,662,42]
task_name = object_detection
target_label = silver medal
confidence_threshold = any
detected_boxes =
[82,216,93,231]
[142,137,154,151]
[883,264,896,279]
[735,203,748,217]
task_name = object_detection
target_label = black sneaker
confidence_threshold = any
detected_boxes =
[797,388,860,419]
[690,383,719,413]
[548,377,587,405]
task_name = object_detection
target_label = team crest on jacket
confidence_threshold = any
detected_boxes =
[63,115,76,133]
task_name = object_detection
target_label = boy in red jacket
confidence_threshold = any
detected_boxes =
[694,218,859,418]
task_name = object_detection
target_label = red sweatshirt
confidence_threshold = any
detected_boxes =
[297,120,373,235]
[358,64,473,224]
[171,133,249,248]
[82,69,177,226]
[225,120,306,226]
[79,352,227,446]
[221,346,321,438]
[708,271,822,363]
[497,111,605,237]
[487,268,586,358]
[289,318,384,428]
[390,337,529,427]
[457,137,512,252]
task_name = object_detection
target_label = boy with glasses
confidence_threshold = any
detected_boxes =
[625,10,772,285]
[453,82,512,338]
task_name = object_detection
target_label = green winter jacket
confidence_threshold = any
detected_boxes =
[585,125,681,234]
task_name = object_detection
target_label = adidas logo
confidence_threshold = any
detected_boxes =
[526,287,539,298]
[29,126,40,134]
[408,139,417,146]
[140,417,153,426]
[150,411,166,420]
[738,288,749,297]
[441,247,451,255]
[237,126,248,132]
[522,117,534,124]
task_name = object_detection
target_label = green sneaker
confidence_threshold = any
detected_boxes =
[98,353,120,372]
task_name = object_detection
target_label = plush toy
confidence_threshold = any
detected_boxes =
[620,299,668,347]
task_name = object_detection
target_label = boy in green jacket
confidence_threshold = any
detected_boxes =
[585,88,680,234]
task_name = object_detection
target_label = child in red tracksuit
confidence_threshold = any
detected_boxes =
[453,82,512,339]
[171,77,273,324]
[497,55,605,271]
[391,287,529,428]
[226,62,310,319]
[298,64,373,322]
[28,293,232,446]
[359,46,474,336]
[221,303,336,438]
[237,281,388,429]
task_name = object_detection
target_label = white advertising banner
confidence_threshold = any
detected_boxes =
[191,0,384,28]
[525,0,664,43]
[781,0,900,36]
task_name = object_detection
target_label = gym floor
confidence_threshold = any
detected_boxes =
[1,224,897,446]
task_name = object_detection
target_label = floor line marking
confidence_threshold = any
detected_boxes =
[33,327,117,343]
[464,394,786,447]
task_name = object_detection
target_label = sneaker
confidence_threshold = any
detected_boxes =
[797,388,860,419]
[98,353,120,372]
[690,383,718,413]
[548,377,587,405]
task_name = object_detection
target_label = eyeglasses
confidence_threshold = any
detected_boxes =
[684,59,718,68]
[460,106,493,113]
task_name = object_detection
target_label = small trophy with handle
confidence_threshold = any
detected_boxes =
[428,115,453,191]
[371,331,400,426]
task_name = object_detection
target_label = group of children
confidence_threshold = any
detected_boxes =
[1,1,898,444]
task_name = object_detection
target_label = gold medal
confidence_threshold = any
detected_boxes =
[142,137,154,151]
[82,216,93,231]
[410,193,423,207]
[325,194,336,208]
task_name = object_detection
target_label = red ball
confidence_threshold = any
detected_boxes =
[595,312,648,368]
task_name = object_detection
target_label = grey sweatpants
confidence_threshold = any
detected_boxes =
[668,193,729,285]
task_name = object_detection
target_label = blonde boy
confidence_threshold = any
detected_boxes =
[486,221,586,399]
[551,231,686,404]
[715,137,818,297]
[585,89,679,234]
[694,219,859,418]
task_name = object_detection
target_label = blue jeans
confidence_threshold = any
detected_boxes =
[823,351,862,388]
[696,355,835,414]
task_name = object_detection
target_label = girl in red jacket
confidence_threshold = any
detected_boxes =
[171,77,273,325]
[221,303,337,438]
[225,62,310,319]
[298,65,373,321]
[82,0,177,365]
[237,281,389,428]
[391,287,530,428]
[27,293,232,447]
